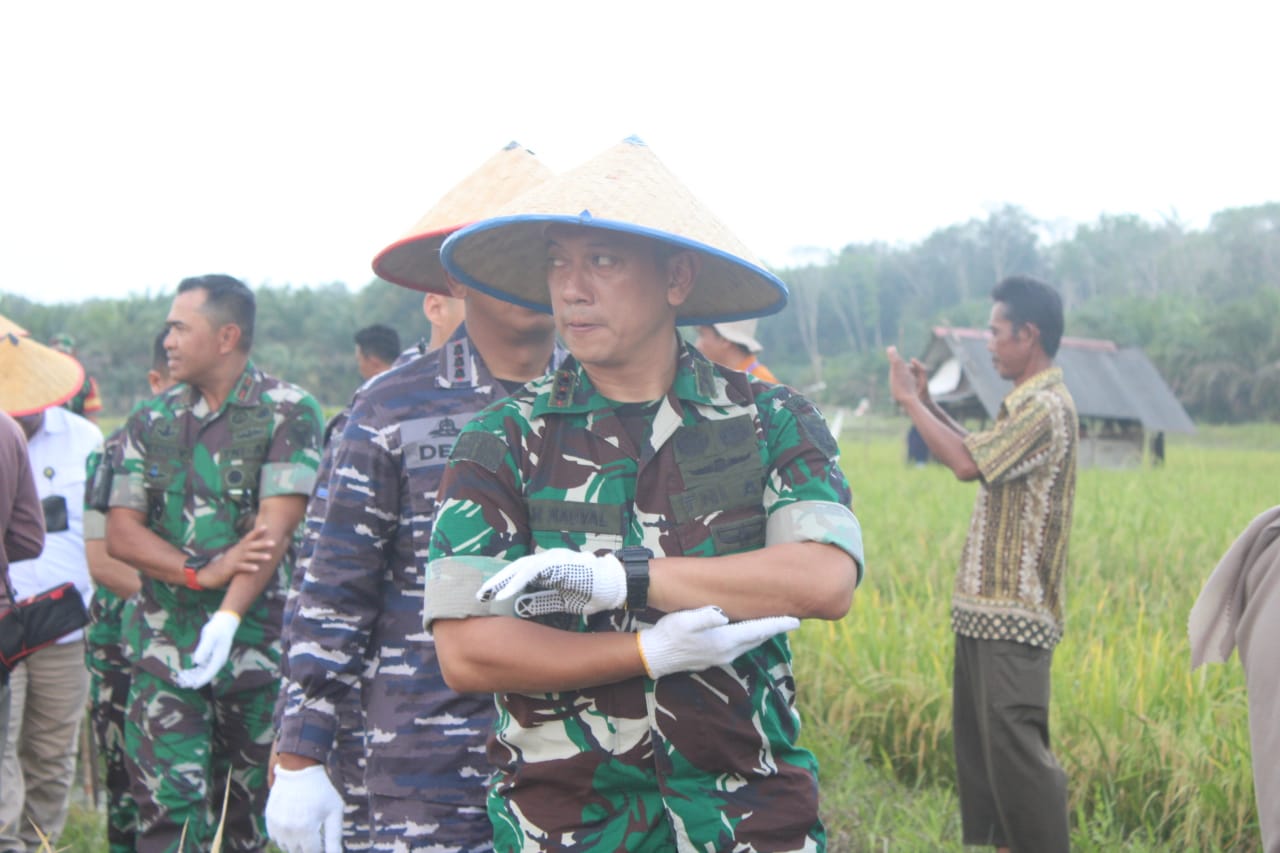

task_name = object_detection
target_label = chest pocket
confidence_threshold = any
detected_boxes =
[223,406,271,532]
[670,415,767,556]
[142,419,187,529]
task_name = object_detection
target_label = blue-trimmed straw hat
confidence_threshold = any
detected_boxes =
[372,142,554,294]
[440,136,788,324]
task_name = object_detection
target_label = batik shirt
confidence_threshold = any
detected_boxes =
[279,328,564,802]
[426,342,863,852]
[109,362,322,687]
[955,366,1077,649]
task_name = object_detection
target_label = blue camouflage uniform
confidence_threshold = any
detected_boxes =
[276,405,372,849]
[278,326,563,852]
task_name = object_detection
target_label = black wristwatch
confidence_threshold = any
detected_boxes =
[616,546,653,610]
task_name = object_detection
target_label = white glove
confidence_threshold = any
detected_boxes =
[265,764,344,853]
[478,548,626,617]
[175,610,240,689]
[637,606,800,679]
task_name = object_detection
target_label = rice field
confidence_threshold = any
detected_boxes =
[59,422,1278,850]
[799,422,1280,850]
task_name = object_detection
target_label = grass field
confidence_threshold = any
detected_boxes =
[802,420,1279,850]
[55,420,1279,851]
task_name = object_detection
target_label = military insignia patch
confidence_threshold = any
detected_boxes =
[449,430,507,473]
[785,397,839,458]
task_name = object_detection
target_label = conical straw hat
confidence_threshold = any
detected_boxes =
[440,136,787,324]
[372,142,555,294]
[0,333,85,417]
[0,312,29,337]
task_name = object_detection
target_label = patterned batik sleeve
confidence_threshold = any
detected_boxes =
[964,393,1054,485]
[758,385,864,579]
[424,407,531,628]
[276,406,402,762]
[260,389,324,499]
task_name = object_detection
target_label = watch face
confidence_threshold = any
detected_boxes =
[186,554,212,570]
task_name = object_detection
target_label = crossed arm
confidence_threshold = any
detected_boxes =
[106,494,306,612]
[433,540,856,694]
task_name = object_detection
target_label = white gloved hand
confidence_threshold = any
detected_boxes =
[175,609,240,689]
[477,548,626,617]
[637,606,801,679]
[265,764,344,853]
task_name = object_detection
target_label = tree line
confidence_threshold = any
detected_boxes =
[3,202,1277,422]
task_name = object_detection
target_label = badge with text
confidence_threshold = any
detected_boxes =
[402,413,478,470]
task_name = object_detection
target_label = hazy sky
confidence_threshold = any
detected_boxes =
[2,1,1276,305]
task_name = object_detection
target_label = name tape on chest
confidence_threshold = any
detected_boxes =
[402,413,481,470]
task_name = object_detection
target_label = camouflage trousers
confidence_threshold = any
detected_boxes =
[371,795,492,852]
[125,670,276,853]
[87,640,136,853]
[330,697,372,851]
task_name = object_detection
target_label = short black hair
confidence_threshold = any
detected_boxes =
[177,274,255,353]
[152,329,170,375]
[354,324,401,365]
[992,275,1064,357]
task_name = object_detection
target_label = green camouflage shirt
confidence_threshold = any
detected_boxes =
[427,343,863,852]
[109,362,322,686]
[84,428,133,658]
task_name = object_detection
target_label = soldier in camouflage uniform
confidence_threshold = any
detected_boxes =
[425,137,865,852]
[106,275,322,852]
[268,143,558,853]
[82,330,173,853]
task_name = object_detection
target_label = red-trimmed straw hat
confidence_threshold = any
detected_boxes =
[439,136,787,325]
[0,332,85,417]
[372,142,554,294]
[0,312,29,338]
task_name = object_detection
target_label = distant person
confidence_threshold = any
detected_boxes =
[354,324,401,380]
[906,424,930,465]
[106,274,323,851]
[422,293,466,353]
[0,372,102,850]
[694,318,779,382]
[1151,430,1165,466]
[49,332,103,422]
[0,335,66,805]
[82,330,174,852]
[1190,506,1280,853]
[888,275,1076,853]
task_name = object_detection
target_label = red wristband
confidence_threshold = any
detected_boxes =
[184,566,202,591]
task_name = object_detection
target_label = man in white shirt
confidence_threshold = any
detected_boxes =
[0,401,102,851]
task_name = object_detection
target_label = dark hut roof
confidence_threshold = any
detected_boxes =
[922,327,1196,434]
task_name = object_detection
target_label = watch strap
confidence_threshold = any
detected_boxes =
[183,554,211,591]
[617,547,652,610]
